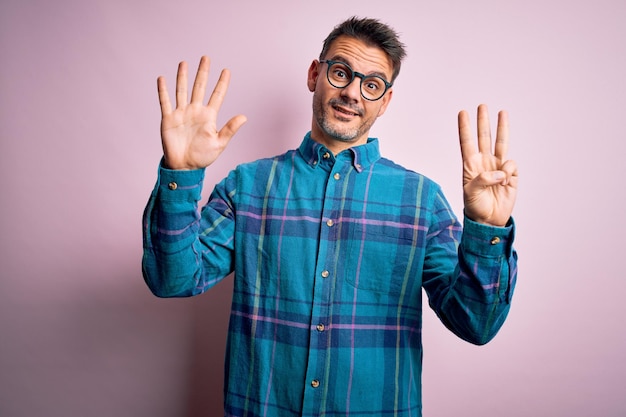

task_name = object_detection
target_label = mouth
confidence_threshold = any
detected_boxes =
[331,103,361,118]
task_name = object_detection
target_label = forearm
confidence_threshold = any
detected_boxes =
[435,217,517,345]
[142,163,232,297]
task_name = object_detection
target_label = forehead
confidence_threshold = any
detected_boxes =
[324,36,393,79]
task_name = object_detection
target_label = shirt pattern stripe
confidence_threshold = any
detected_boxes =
[142,133,518,417]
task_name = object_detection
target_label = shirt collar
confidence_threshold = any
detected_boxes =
[298,132,381,172]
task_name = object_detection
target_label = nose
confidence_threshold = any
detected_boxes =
[340,76,362,102]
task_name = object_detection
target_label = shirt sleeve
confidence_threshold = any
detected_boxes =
[141,162,236,297]
[422,190,518,345]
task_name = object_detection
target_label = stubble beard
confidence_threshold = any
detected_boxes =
[313,95,372,144]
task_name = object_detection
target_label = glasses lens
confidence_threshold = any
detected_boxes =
[326,61,388,101]
[361,76,386,100]
[327,62,353,88]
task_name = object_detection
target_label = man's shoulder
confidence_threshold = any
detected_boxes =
[376,156,436,184]
[235,148,298,171]
[224,148,300,185]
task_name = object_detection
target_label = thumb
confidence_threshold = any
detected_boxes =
[219,114,248,140]
[469,171,508,189]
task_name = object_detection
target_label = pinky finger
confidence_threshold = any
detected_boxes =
[157,76,172,116]
[500,159,518,186]
[500,159,518,177]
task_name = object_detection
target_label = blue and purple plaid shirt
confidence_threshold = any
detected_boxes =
[142,133,517,416]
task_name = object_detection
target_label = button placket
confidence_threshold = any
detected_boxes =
[305,150,342,406]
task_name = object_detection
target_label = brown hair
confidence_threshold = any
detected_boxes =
[319,16,407,83]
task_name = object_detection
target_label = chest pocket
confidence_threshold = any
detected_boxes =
[344,223,418,297]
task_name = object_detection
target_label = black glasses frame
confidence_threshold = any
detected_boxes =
[320,59,393,101]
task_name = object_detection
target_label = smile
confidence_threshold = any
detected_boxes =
[332,104,360,117]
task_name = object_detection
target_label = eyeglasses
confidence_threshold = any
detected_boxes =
[320,59,392,101]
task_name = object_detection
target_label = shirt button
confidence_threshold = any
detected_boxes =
[311,379,320,388]
[316,323,325,332]
[326,219,334,227]
[323,152,331,159]
[167,182,178,190]
[321,270,329,278]
[333,173,341,180]
[490,236,501,245]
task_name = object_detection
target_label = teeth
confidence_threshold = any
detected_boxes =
[336,106,356,116]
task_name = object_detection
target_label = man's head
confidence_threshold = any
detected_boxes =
[307,17,407,153]
[319,17,406,83]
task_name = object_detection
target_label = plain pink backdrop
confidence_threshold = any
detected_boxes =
[1,0,625,416]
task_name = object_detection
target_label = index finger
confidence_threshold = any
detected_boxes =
[206,68,232,116]
[458,109,477,160]
[494,110,509,160]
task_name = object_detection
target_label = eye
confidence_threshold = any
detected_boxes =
[334,70,346,79]
[328,62,353,85]
[363,78,383,92]
[332,66,349,79]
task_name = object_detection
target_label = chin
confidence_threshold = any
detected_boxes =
[323,126,360,143]
[320,117,361,142]
[314,100,366,143]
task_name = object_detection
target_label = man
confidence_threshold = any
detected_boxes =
[143,17,518,417]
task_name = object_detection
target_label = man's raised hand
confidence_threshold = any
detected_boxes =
[157,56,247,170]
[458,104,518,227]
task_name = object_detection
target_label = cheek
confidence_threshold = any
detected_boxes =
[374,101,389,117]
[315,85,336,106]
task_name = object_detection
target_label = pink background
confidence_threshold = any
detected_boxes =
[1,0,625,416]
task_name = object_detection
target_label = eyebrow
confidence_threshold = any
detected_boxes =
[328,55,391,81]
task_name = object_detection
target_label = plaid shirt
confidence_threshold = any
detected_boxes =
[142,133,517,417]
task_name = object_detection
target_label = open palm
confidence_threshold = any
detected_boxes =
[458,105,518,227]
[158,56,247,170]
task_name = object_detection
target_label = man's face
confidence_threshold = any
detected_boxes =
[307,36,394,153]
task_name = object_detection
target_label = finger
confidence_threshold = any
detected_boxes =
[501,159,518,176]
[470,160,517,188]
[476,104,492,154]
[190,56,210,104]
[157,76,172,116]
[500,160,519,188]
[468,170,507,188]
[495,110,509,160]
[458,109,477,161]
[219,114,248,140]
[175,60,188,109]
[500,159,518,186]
[207,68,232,115]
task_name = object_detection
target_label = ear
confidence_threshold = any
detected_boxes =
[376,88,394,117]
[307,60,320,92]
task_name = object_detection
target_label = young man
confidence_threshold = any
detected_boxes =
[143,17,518,417]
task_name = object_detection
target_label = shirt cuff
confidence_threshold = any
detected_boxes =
[461,216,516,258]
[156,160,205,203]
